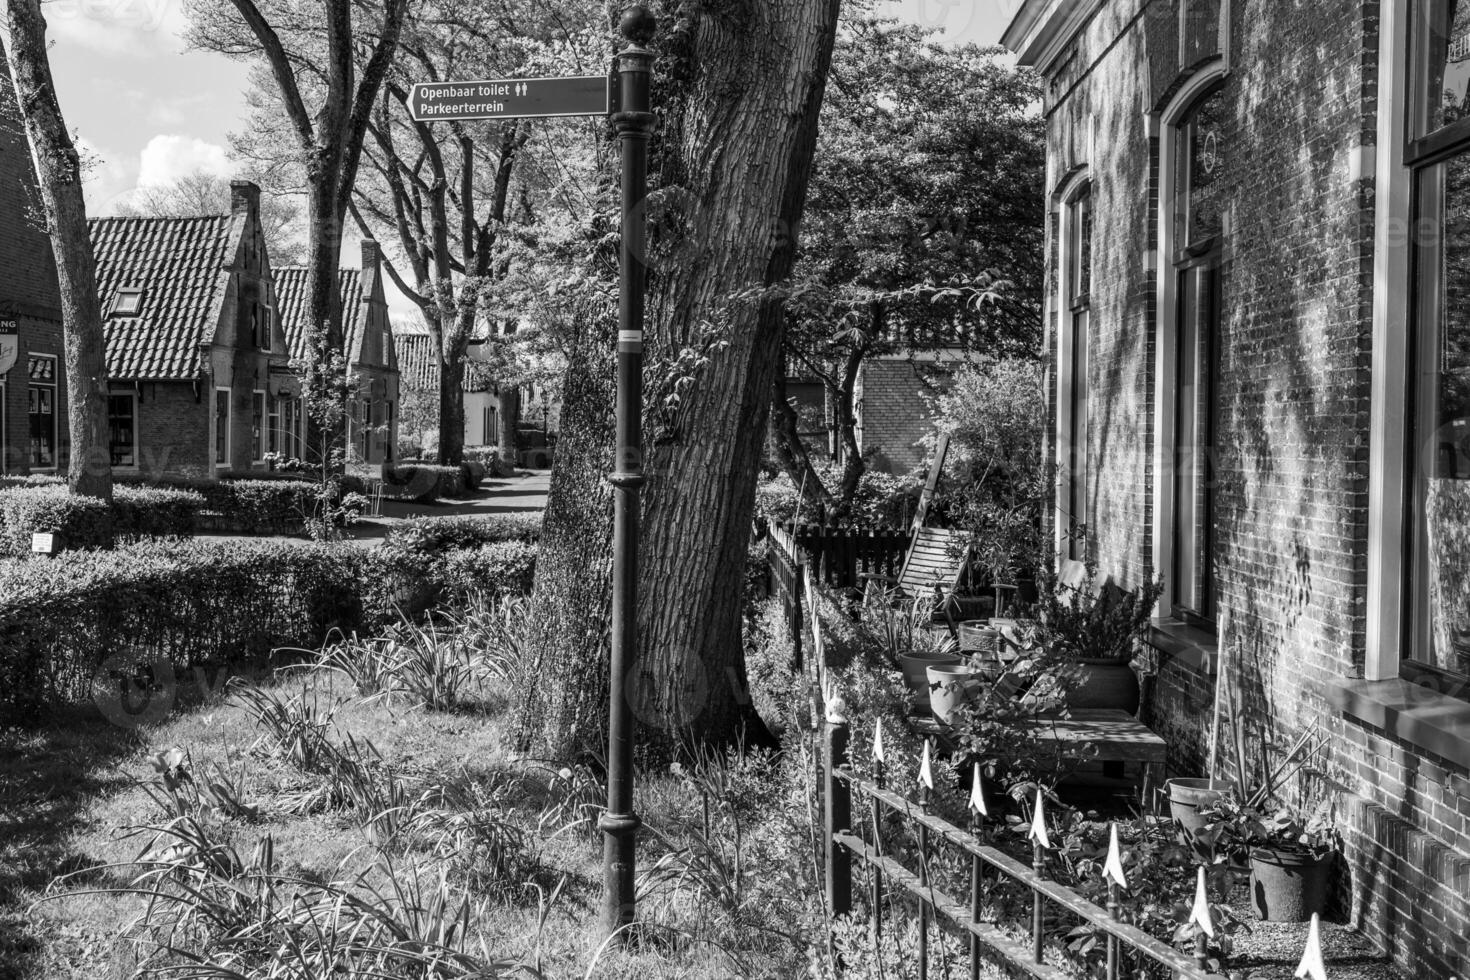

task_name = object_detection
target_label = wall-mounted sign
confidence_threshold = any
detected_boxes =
[0,319,18,376]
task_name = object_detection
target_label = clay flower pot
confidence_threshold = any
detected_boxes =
[1165,777,1236,845]
[899,650,961,713]
[927,663,982,725]
[1249,846,1333,921]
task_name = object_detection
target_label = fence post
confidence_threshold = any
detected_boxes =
[825,705,852,963]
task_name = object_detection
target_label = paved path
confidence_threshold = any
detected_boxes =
[199,470,550,547]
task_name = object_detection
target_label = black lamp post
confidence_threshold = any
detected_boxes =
[600,2,655,939]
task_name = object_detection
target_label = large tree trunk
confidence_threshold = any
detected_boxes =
[496,388,520,464]
[522,0,842,757]
[438,349,466,466]
[515,316,615,755]
[2,5,111,500]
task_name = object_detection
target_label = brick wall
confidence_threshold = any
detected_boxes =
[130,383,211,478]
[1,76,66,475]
[1037,0,1470,974]
[856,357,952,474]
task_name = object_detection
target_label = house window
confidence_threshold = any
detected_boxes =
[1405,2,1470,681]
[1171,86,1226,623]
[108,393,137,468]
[1063,184,1092,561]
[215,388,231,466]
[268,396,283,456]
[27,355,57,469]
[251,390,267,461]
[112,288,144,316]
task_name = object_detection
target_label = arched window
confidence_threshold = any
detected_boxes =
[1170,85,1226,624]
[1061,181,1093,560]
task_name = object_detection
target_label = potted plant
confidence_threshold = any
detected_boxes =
[1200,796,1339,922]
[1030,562,1165,712]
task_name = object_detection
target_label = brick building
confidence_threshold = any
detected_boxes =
[0,71,67,477]
[89,183,294,478]
[1004,0,1470,972]
[852,355,960,474]
[275,240,400,467]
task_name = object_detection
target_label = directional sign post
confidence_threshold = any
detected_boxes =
[600,5,656,943]
[407,74,610,122]
[410,8,655,942]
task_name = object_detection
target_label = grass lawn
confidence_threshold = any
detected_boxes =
[0,649,813,980]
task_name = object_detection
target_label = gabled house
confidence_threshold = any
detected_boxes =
[89,182,292,478]
[0,68,68,477]
[275,240,400,466]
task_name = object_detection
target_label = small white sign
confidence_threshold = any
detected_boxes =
[31,532,55,554]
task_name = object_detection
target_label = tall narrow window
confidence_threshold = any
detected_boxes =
[1406,0,1470,682]
[27,355,57,469]
[268,397,283,455]
[215,388,231,466]
[1064,185,1093,561]
[252,390,266,461]
[1172,87,1226,623]
[109,393,137,468]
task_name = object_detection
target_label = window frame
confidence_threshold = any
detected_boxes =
[1060,180,1093,563]
[27,354,58,471]
[215,387,232,468]
[111,288,145,317]
[1152,62,1230,623]
[107,389,139,470]
[251,390,267,463]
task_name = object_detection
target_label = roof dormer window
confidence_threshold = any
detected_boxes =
[112,287,145,317]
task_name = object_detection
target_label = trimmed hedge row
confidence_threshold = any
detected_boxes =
[385,463,465,502]
[0,485,208,554]
[116,474,320,536]
[0,538,537,721]
[383,512,541,553]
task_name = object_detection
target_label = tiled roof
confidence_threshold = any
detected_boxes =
[89,216,236,380]
[274,267,366,365]
[394,329,496,393]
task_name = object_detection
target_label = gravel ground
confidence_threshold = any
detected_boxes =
[1222,913,1405,979]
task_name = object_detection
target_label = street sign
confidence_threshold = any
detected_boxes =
[0,319,17,376]
[408,75,609,123]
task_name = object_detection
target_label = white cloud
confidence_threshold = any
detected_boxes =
[137,134,232,187]
[78,137,139,216]
[45,0,191,54]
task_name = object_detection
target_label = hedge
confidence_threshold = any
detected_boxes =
[386,463,465,502]
[0,538,537,721]
[0,488,113,554]
[383,513,542,553]
[113,486,204,541]
[116,474,320,536]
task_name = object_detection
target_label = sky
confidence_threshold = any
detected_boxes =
[31,0,1012,315]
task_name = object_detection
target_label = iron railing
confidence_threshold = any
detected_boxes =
[822,713,1219,980]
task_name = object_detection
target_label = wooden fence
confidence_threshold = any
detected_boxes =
[774,522,912,590]
[821,714,1218,980]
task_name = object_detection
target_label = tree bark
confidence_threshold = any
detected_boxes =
[438,352,467,465]
[515,316,614,754]
[523,0,842,757]
[496,388,520,464]
[2,6,111,500]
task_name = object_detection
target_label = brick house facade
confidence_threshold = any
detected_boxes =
[275,240,400,467]
[89,182,295,478]
[1004,1,1470,973]
[0,71,67,476]
[853,355,959,474]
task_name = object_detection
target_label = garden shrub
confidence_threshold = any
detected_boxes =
[754,464,920,527]
[112,486,204,541]
[115,473,317,536]
[0,486,114,554]
[430,542,538,604]
[0,536,540,721]
[383,513,541,553]
[386,463,465,502]
[0,474,65,490]
[459,460,486,492]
